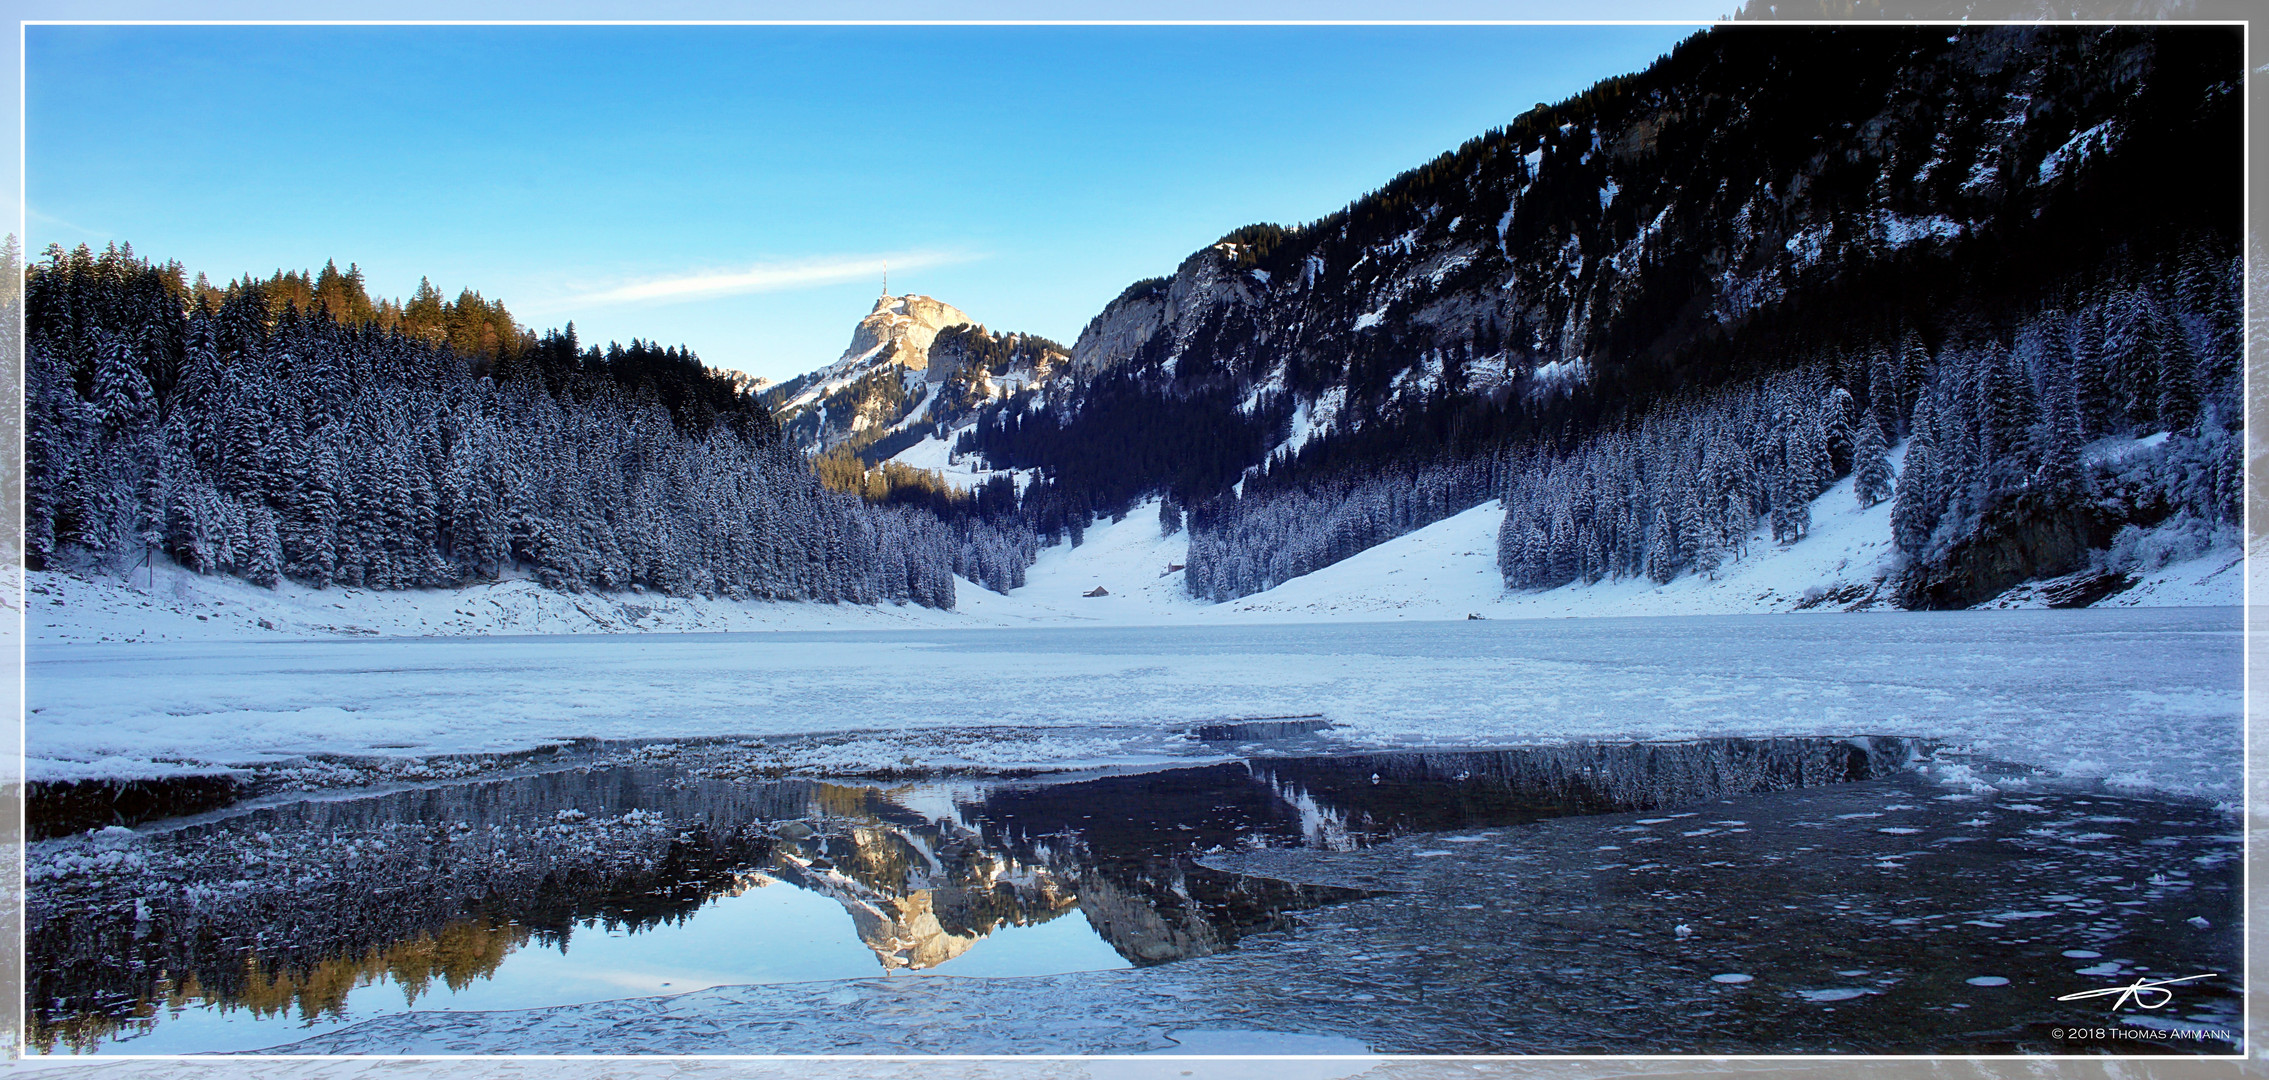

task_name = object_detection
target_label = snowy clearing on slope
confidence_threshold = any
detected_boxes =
[1005,505,1209,622]
[884,430,1033,494]
[1197,501,1510,623]
[27,609,2240,803]
[1196,466,1909,622]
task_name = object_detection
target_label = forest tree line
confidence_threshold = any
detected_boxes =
[22,242,1046,606]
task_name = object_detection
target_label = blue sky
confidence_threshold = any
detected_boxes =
[27,23,1702,381]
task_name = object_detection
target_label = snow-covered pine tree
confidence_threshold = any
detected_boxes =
[2151,298,2201,433]
[2103,285,2160,429]
[1643,503,1678,583]
[244,504,283,588]
[2069,304,2113,440]
[1890,398,1939,557]
[1866,342,1901,442]
[1895,329,1931,433]
[1852,413,1893,508]
[1979,341,2037,493]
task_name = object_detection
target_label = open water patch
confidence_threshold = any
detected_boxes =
[32,733,2227,1056]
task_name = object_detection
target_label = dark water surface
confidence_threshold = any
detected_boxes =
[25,736,2238,1055]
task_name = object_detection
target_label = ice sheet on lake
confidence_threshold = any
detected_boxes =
[26,609,2240,803]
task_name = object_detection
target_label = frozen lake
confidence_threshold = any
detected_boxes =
[26,608,2245,802]
[23,608,2244,1055]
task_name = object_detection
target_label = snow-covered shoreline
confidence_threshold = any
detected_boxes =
[23,486,2241,646]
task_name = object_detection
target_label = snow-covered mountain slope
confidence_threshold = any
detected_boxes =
[976,26,2235,478]
[1194,501,1508,623]
[922,27,2237,621]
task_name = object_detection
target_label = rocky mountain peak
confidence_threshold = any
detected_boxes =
[840,292,974,373]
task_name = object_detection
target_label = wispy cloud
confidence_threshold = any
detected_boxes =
[558,251,978,309]
[27,206,107,241]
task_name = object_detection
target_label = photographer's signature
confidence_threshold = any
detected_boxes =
[2056,973,2217,1012]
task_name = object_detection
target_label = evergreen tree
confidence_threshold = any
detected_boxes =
[1852,415,1893,508]
[1865,343,1900,442]
[2152,300,2200,432]
[1158,494,1183,537]
[1979,342,2037,492]
[1889,399,1938,557]
[2070,305,2113,438]
[245,504,283,588]
[1643,503,1679,583]
[1895,329,1931,431]
[2102,286,2159,428]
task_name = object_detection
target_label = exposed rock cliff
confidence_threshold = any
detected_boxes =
[768,292,975,454]
[841,293,974,373]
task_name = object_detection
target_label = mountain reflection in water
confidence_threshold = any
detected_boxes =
[29,737,1918,1053]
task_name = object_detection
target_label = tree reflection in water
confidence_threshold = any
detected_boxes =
[30,737,1923,1052]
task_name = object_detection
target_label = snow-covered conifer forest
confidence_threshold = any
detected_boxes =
[21,248,1061,606]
